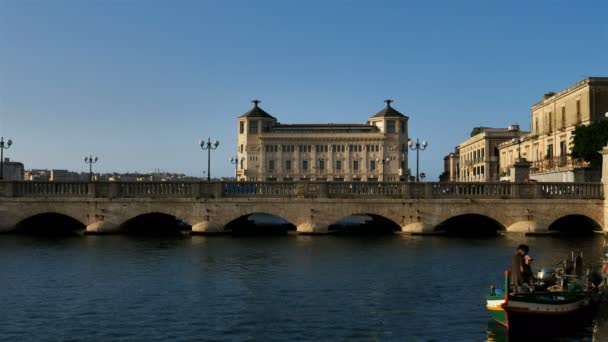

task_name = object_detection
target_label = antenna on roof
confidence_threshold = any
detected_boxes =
[384,99,393,107]
[252,99,261,107]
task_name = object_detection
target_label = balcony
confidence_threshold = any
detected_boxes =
[530,156,589,174]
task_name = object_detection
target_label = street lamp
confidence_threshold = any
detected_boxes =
[230,156,242,180]
[408,138,428,182]
[512,137,525,160]
[83,155,98,181]
[0,137,13,180]
[199,138,219,181]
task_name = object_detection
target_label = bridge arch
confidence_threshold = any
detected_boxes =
[15,212,86,235]
[224,213,296,235]
[119,212,191,236]
[434,214,506,236]
[548,215,602,235]
[329,213,401,234]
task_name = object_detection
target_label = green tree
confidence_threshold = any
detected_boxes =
[571,121,608,168]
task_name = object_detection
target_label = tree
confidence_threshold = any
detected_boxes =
[571,121,608,168]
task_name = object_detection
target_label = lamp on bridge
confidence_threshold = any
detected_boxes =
[230,156,243,180]
[199,138,219,181]
[0,137,13,180]
[408,138,428,182]
[512,137,525,160]
[83,155,98,182]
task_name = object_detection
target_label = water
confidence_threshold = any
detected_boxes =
[0,233,604,341]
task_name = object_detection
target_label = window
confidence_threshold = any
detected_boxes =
[269,160,275,171]
[548,112,553,132]
[535,117,539,134]
[302,160,308,171]
[576,100,581,123]
[240,144,243,153]
[239,121,245,134]
[249,120,258,134]
[386,120,396,133]
[353,160,359,171]
[370,160,376,171]
[262,121,272,132]
[319,160,325,172]
[400,120,405,134]
[285,160,292,171]
[547,144,554,158]
[336,160,342,170]
[561,106,566,128]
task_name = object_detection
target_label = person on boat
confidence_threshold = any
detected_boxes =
[510,244,529,289]
[522,255,535,285]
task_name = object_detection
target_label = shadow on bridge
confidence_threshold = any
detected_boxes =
[329,214,401,235]
[14,213,86,236]
[435,214,505,236]
[120,212,191,236]
[224,213,296,236]
[548,215,602,235]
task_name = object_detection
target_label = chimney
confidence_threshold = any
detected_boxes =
[543,92,556,100]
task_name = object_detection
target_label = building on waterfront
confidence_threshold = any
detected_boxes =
[439,148,459,182]
[49,169,86,181]
[236,100,409,182]
[1,158,24,180]
[498,77,608,182]
[449,125,528,182]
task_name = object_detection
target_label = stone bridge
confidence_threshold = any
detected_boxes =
[0,181,604,235]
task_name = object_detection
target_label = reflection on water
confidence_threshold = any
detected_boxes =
[0,232,605,341]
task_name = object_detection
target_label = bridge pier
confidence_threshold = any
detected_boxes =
[505,220,542,234]
[296,222,330,235]
[85,221,120,235]
[401,222,435,235]
[191,221,227,235]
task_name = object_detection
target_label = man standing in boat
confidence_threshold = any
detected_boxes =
[510,244,529,290]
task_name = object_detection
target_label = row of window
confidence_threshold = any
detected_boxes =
[534,100,582,135]
[240,120,273,134]
[263,144,384,153]
[268,159,386,172]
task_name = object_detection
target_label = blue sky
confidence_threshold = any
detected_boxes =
[0,0,606,179]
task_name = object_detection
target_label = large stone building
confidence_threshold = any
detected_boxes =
[439,148,459,182]
[499,77,608,182]
[0,158,24,181]
[451,125,528,182]
[236,100,409,182]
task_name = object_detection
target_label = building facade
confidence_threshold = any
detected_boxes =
[498,77,608,182]
[1,158,24,181]
[439,148,459,182]
[236,100,409,182]
[456,125,528,182]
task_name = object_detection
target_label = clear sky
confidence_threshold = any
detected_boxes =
[1,0,606,179]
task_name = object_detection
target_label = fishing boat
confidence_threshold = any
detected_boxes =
[486,252,601,330]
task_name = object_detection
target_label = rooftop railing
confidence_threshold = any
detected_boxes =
[0,181,602,200]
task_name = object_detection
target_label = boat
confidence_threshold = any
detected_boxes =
[486,252,602,330]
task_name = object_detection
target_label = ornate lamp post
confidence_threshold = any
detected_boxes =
[83,155,98,181]
[375,157,390,181]
[199,138,219,181]
[512,137,524,160]
[0,137,13,180]
[230,156,242,179]
[408,138,428,182]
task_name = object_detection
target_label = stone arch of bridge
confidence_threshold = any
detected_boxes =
[547,214,603,234]
[328,213,402,233]
[117,211,191,235]
[14,212,87,235]
[433,213,506,235]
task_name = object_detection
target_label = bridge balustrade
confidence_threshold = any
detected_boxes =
[0,181,603,200]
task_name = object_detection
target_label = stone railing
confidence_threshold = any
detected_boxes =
[0,181,602,200]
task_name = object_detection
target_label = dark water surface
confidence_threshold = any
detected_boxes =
[0,234,604,341]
